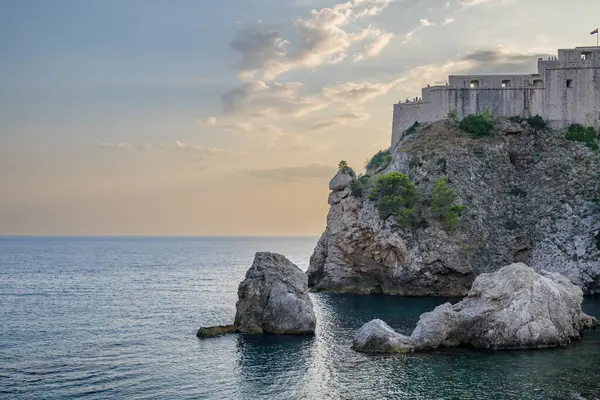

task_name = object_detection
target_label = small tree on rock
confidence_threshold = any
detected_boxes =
[369,172,417,228]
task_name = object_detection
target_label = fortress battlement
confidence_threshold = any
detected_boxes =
[392,46,600,145]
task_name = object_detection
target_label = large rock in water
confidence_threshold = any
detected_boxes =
[308,120,600,295]
[234,252,316,334]
[352,264,597,352]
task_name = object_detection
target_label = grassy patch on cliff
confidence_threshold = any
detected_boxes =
[369,172,416,228]
[431,176,467,230]
[566,124,599,151]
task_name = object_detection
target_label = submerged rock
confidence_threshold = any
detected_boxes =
[196,325,236,338]
[352,319,416,353]
[234,252,316,334]
[353,264,597,353]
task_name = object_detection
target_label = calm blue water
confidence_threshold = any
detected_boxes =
[1,237,599,400]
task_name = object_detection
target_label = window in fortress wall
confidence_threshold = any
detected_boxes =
[501,80,511,88]
[469,80,479,88]
[533,79,543,87]
[581,51,592,60]
[567,79,574,88]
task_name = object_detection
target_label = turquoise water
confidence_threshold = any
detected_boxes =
[1,236,599,399]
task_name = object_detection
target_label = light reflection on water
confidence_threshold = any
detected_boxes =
[1,237,599,399]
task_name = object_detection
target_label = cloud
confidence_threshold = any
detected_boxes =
[221,73,405,118]
[220,122,252,132]
[308,111,369,131]
[199,117,217,125]
[242,163,336,181]
[460,0,495,6]
[354,30,393,61]
[323,78,402,104]
[172,141,225,154]
[443,17,455,25]
[460,47,551,73]
[231,0,394,81]
[98,141,226,158]
[403,18,436,43]
[256,125,330,151]
[98,142,132,150]
[419,18,434,27]
[221,80,325,117]
[231,25,289,79]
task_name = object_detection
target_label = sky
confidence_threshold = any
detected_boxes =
[1,0,598,236]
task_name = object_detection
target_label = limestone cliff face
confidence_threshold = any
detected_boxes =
[307,120,600,295]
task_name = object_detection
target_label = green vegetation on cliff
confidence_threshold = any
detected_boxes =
[566,124,599,151]
[350,174,371,198]
[369,172,416,227]
[365,150,392,172]
[431,176,467,230]
[459,110,496,138]
[509,115,548,132]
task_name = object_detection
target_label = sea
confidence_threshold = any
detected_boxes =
[1,236,599,400]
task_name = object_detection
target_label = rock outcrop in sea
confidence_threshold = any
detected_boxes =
[197,252,316,338]
[352,263,597,353]
[234,252,316,334]
[308,119,600,295]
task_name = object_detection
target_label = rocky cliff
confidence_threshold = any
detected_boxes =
[307,119,600,295]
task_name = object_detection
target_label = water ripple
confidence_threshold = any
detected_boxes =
[1,237,600,399]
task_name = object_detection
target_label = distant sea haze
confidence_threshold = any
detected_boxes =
[1,236,599,399]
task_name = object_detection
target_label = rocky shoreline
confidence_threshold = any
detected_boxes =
[199,117,599,354]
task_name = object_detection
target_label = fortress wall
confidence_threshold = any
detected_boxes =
[391,88,545,146]
[544,65,600,130]
[392,102,433,145]
[428,88,544,118]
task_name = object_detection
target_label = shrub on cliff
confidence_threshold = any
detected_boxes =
[431,176,466,230]
[365,150,392,172]
[509,115,548,131]
[566,124,598,151]
[369,172,416,227]
[350,174,371,198]
[459,110,496,138]
[525,115,548,131]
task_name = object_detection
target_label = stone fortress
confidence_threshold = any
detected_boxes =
[392,46,600,145]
